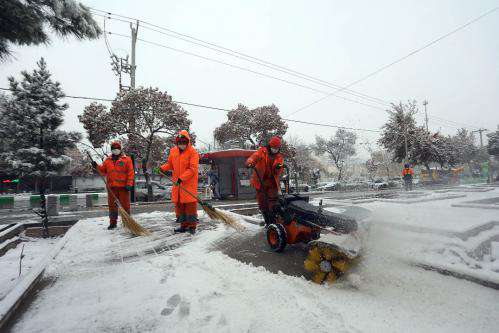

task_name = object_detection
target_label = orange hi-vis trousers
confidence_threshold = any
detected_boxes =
[107,187,131,224]
[175,202,198,229]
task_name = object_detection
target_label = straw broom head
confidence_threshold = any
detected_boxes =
[201,204,245,231]
[118,206,151,236]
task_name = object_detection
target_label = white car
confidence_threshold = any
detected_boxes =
[317,182,339,191]
[369,179,388,190]
[134,180,172,201]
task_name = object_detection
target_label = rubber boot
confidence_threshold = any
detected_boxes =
[174,226,188,233]
[188,227,196,235]
[107,222,117,230]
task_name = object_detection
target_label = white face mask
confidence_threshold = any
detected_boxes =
[271,148,279,154]
[111,149,121,155]
[178,144,187,151]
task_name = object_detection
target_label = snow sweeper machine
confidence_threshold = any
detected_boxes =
[254,166,362,284]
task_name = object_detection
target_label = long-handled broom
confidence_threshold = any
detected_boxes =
[87,152,151,236]
[160,171,244,231]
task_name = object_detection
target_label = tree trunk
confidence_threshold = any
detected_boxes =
[337,167,343,181]
[144,139,154,202]
[142,158,153,202]
[425,163,432,183]
[39,177,49,238]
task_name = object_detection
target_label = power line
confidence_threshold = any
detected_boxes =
[2,86,489,138]
[285,5,499,117]
[108,31,388,111]
[0,86,380,132]
[90,8,391,107]
[97,12,485,130]
[282,118,381,133]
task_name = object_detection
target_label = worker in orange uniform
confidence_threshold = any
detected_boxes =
[246,136,285,226]
[92,141,135,230]
[402,163,414,191]
[160,130,200,234]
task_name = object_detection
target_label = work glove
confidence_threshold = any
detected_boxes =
[275,163,283,170]
[174,178,182,186]
[125,185,134,192]
[91,161,98,168]
[246,163,254,169]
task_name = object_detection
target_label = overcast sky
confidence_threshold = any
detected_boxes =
[1,0,498,156]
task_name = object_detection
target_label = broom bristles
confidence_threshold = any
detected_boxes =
[118,206,151,236]
[202,205,245,231]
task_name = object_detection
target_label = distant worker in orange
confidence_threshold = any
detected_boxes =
[160,130,200,234]
[92,141,135,230]
[246,136,285,226]
[402,163,414,191]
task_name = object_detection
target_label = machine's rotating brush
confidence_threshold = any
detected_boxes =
[304,244,350,284]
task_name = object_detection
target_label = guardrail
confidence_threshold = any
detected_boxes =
[0,193,108,213]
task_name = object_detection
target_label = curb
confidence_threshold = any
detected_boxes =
[0,229,72,329]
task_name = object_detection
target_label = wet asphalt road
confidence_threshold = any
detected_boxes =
[211,206,371,279]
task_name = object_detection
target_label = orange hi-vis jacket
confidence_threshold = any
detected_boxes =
[402,167,414,178]
[246,146,284,191]
[97,154,135,188]
[160,130,199,204]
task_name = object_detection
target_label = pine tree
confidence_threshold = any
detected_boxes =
[0,0,101,59]
[0,58,81,186]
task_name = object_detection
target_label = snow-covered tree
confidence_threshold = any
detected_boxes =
[365,159,378,181]
[0,0,101,59]
[0,58,81,189]
[487,128,499,156]
[379,101,419,163]
[371,150,398,179]
[79,87,193,201]
[65,147,93,177]
[285,136,324,185]
[314,129,357,181]
[449,128,479,165]
[214,104,288,149]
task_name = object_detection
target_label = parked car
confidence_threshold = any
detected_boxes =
[369,179,388,190]
[134,180,171,201]
[344,181,369,191]
[317,181,340,191]
[289,183,310,193]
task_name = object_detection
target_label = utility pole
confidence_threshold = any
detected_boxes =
[128,21,139,202]
[130,20,139,90]
[423,100,429,134]
[473,128,487,148]
[472,128,491,183]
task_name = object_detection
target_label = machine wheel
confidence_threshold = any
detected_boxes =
[304,244,350,284]
[266,224,287,252]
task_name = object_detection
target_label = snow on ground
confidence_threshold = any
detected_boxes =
[9,195,499,333]
[358,188,499,232]
[0,236,60,300]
